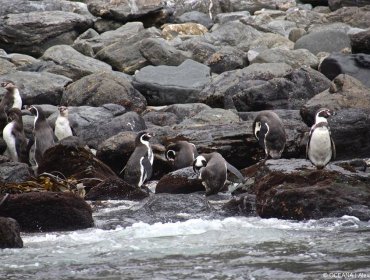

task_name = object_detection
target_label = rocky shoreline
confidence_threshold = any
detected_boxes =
[1,0,370,248]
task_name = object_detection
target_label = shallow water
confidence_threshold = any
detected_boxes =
[1,201,370,280]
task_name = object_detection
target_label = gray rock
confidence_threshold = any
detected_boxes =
[263,19,298,37]
[160,103,211,122]
[175,11,214,29]
[0,217,23,249]
[249,33,294,51]
[288,28,307,43]
[0,162,32,183]
[300,0,328,6]
[180,39,219,63]
[0,11,93,56]
[62,71,147,113]
[205,46,248,74]
[350,29,370,54]
[133,59,211,105]
[166,0,222,18]
[93,19,123,34]
[0,58,16,75]
[6,53,38,68]
[325,6,370,29]
[328,0,370,11]
[295,30,351,55]
[143,111,179,126]
[40,45,112,81]
[214,11,251,25]
[219,0,278,14]
[0,71,71,106]
[177,108,240,127]
[285,9,326,29]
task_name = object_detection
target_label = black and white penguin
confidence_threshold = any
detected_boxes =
[28,105,55,167]
[193,152,245,196]
[2,108,29,164]
[253,110,286,160]
[54,106,73,141]
[123,131,154,187]
[0,81,22,132]
[165,140,198,170]
[306,108,336,169]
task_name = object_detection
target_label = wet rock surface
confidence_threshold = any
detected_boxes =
[0,216,23,248]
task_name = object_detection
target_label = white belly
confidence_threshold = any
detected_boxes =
[3,122,18,161]
[55,117,73,141]
[308,127,332,168]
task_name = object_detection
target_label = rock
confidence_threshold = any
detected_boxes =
[350,29,370,54]
[294,30,351,55]
[249,33,294,51]
[319,53,370,87]
[0,162,32,183]
[5,53,38,67]
[161,23,208,40]
[0,217,23,248]
[205,46,248,74]
[132,59,211,106]
[0,58,16,75]
[288,28,307,43]
[0,192,94,232]
[251,48,319,69]
[219,0,278,14]
[86,0,163,22]
[285,9,326,30]
[174,11,214,29]
[143,110,179,126]
[93,19,123,34]
[0,71,71,106]
[160,103,211,122]
[328,0,370,11]
[40,45,112,81]
[300,0,328,6]
[62,71,147,113]
[325,6,370,29]
[0,11,93,56]
[156,167,204,194]
[248,159,370,220]
[177,108,240,126]
[85,178,149,200]
[167,0,222,19]
[221,193,257,216]
[214,11,251,25]
[139,38,191,66]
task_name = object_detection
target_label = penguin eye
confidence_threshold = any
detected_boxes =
[166,150,176,160]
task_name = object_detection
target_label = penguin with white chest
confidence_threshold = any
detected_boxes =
[306,108,336,169]
[2,108,29,164]
[28,105,55,168]
[253,110,286,160]
[193,152,245,196]
[0,81,22,132]
[54,106,73,141]
[166,140,198,170]
[123,131,154,188]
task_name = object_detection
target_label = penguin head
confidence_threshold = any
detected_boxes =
[166,149,176,161]
[28,105,39,117]
[1,80,16,90]
[58,106,69,117]
[193,155,207,174]
[136,131,153,146]
[315,108,333,124]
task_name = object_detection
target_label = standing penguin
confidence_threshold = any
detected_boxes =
[166,140,198,170]
[0,81,22,132]
[28,105,55,167]
[193,152,245,196]
[123,131,154,187]
[253,110,286,160]
[2,108,29,164]
[54,106,73,141]
[306,108,336,169]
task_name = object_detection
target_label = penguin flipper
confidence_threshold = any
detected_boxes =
[142,155,153,181]
[226,162,245,182]
[306,127,314,159]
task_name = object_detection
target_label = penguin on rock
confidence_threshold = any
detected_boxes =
[165,140,198,170]
[253,110,286,160]
[54,106,73,141]
[123,131,154,188]
[0,80,22,132]
[306,108,336,169]
[193,152,245,196]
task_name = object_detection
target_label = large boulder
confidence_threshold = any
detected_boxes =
[132,59,211,106]
[174,11,214,29]
[328,0,370,11]
[0,162,32,183]
[0,217,23,248]
[350,29,370,54]
[0,192,94,232]
[0,11,93,56]
[62,71,147,113]
[325,6,370,29]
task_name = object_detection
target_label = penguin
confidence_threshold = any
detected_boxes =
[123,131,154,187]
[2,108,29,164]
[193,152,245,196]
[54,106,73,141]
[165,140,198,170]
[253,110,286,160]
[0,81,22,132]
[306,108,336,169]
[28,105,55,167]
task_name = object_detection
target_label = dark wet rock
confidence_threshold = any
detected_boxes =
[325,6,370,28]
[93,19,123,34]
[214,11,251,25]
[247,158,370,221]
[222,194,256,216]
[37,143,118,187]
[300,0,328,6]
[0,192,94,232]
[251,48,318,69]
[0,71,71,106]
[139,38,191,66]
[133,59,211,106]
[0,217,23,248]
[0,11,93,56]
[350,29,370,54]
[0,58,16,75]
[85,178,149,201]
[294,30,351,55]
[0,162,32,183]
[156,167,205,194]
[86,0,163,22]
[143,110,179,126]
[174,11,214,29]
[328,0,370,11]
[160,103,211,122]
[205,46,248,74]
[40,45,112,81]
[319,53,370,87]
[62,71,147,113]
